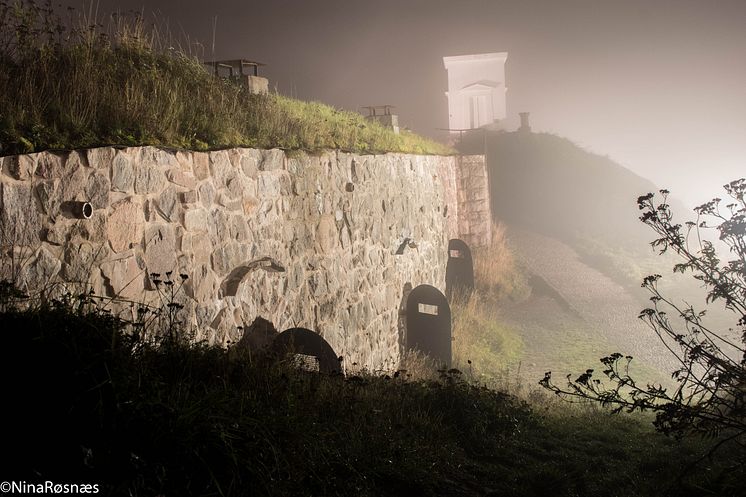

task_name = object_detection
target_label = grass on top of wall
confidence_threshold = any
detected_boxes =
[0,1,453,157]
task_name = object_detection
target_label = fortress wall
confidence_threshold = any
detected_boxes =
[0,147,488,370]
[455,154,493,248]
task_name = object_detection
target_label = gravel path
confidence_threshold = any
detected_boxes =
[504,228,679,377]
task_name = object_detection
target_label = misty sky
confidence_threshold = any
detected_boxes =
[93,0,746,208]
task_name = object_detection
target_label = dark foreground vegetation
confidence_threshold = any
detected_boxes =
[0,1,451,156]
[1,285,742,497]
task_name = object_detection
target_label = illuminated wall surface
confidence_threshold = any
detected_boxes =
[0,147,490,370]
[443,52,508,131]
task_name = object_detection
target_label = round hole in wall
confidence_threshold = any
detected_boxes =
[81,202,93,219]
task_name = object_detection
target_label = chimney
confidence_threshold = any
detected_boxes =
[519,112,531,133]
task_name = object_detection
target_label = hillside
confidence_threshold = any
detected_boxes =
[484,131,697,300]
[466,130,741,389]
[0,3,450,157]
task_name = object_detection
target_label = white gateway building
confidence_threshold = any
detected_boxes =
[443,52,508,131]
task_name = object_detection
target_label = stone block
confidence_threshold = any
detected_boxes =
[156,186,181,222]
[136,146,178,169]
[134,163,166,194]
[240,153,260,178]
[34,152,65,179]
[166,168,197,189]
[185,264,219,302]
[193,152,210,180]
[6,153,36,180]
[19,246,61,292]
[182,231,212,264]
[69,212,107,243]
[207,208,231,245]
[62,241,108,283]
[111,151,134,193]
[257,172,281,198]
[211,241,251,275]
[183,207,208,233]
[86,147,115,169]
[198,181,215,207]
[143,223,177,275]
[101,255,144,299]
[34,179,59,216]
[1,182,41,246]
[229,214,251,242]
[107,198,144,253]
[259,149,286,171]
[180,190,198,204]
[85,169,110,209]
[175,150,193,170]
[209,150,234,187]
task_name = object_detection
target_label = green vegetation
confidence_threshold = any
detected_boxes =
[0,1,452,156]
[450,223,528,382]
[543,180,746,450]
[452,292,524,381]
[2,284,740,497]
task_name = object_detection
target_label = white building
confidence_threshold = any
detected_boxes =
[443,52,508,131]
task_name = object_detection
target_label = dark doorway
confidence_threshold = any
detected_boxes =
[271,327,341,374]
[405,285,452,367]
[445,239,474,299]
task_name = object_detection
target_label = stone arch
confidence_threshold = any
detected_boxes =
[405,284,452,367]
[220,256,285,297]
[445,238,474,299]
[271,327,341,374]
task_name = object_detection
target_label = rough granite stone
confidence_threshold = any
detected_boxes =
[210,241,251,276]
[156,186,180,222]
[101,255,143,299]
[7,153,36,180]
[134,163,166,194]
[192,152,210,180]
[166,168,197,189]
[107,198,144,253]
[183,207,208,233]
[1,182,41,246]
[111,152,134,193]
[62,241,107,282]
[143,223,177,275]
[86,147,115,169]
[209,150,234,187]
[85,169,110,209]
[198,182,215,207]
[19,246,61,291]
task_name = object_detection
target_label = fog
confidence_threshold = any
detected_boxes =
[93,0,746,207]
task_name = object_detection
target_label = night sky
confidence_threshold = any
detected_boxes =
[93,0,746,207]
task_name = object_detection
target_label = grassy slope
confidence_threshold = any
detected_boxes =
[485,131,692,295]
[2,294,740,497]
[0,5,451,157]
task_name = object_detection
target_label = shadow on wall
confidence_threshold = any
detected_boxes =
[235,317,342,374]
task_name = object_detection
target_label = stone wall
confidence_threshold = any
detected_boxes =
[0,147,487,371]
[455,155,492,248]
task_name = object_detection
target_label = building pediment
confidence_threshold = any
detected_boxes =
[460,80,502,91]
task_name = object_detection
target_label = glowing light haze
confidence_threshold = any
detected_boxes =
[97,0,746,207]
